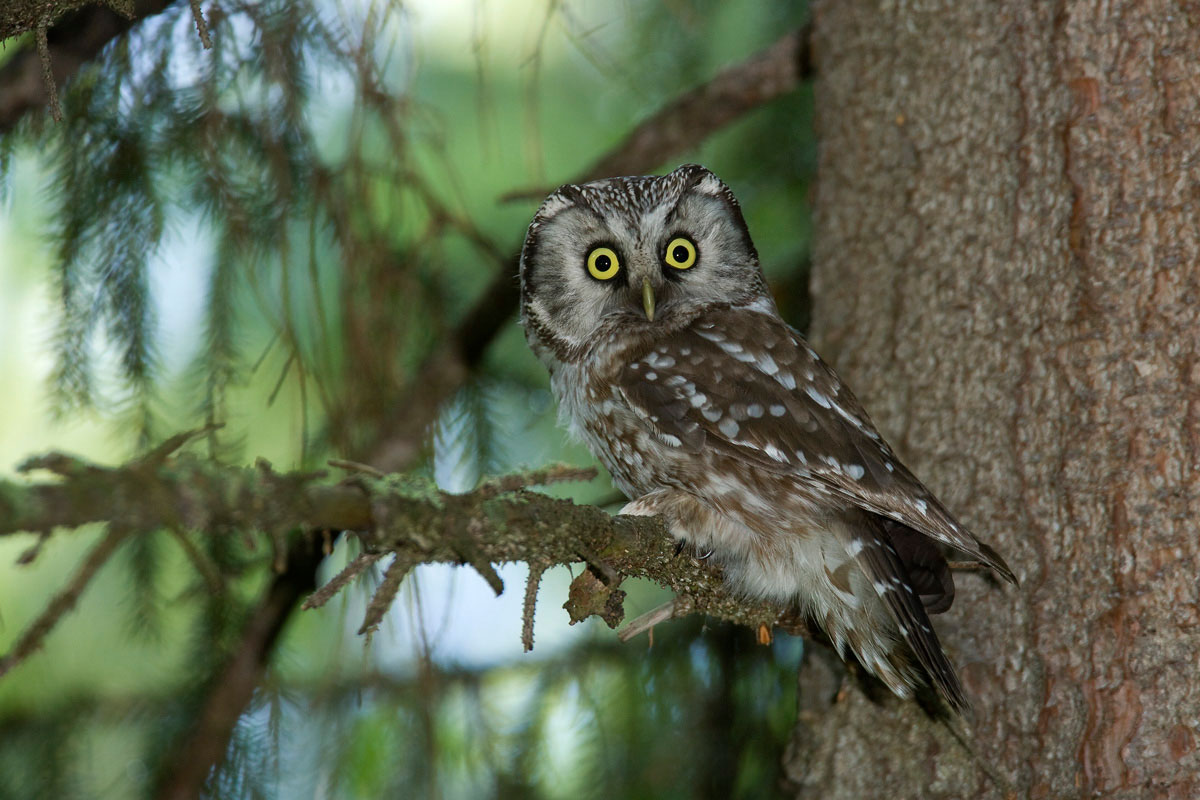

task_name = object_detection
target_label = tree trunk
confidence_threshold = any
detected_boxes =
[786,2,1200,797]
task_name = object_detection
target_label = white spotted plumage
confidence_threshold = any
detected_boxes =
[519,164,1016,712]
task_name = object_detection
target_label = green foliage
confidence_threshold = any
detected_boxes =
[0,0,816,797]
[239,621,800,800]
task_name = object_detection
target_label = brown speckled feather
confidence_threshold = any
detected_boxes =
[616,307,1015,585]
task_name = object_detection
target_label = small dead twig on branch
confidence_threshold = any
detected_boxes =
[522,562,548,652]
[358,550,421,637]
[328,458,386,478]
[618,596,695,643]
[187,0,211,48]
[301,551,383,610]
[476,464,598,497]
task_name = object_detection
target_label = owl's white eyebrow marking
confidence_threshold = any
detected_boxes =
[537,193,576,218]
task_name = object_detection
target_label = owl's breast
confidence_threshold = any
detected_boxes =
[550,359,686,499]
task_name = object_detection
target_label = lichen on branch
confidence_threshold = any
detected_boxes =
[0,439,807,678]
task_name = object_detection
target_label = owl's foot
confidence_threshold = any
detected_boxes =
[671,539,714,560]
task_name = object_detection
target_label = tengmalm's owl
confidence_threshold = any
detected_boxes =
[518,164,1015,711]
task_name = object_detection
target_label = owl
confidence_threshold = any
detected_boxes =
[518,163,1015,711]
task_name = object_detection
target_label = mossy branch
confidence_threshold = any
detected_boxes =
[0,444,808,678]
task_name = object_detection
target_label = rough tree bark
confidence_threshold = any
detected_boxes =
[786,1,1200,798]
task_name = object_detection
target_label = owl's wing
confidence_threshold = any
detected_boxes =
[615,309,1016,584]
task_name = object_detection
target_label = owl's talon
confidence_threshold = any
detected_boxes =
[673,540,687,557]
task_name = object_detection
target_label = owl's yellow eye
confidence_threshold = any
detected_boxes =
[664,236,697,270]
[587,246,621,281]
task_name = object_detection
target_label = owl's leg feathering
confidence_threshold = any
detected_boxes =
[620,489,718,556]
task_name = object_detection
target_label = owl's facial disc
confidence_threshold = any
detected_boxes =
[580,231,703,322]
[519,164,769,361]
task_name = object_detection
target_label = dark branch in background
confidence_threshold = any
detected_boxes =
[0,0,174,133]
[154,537,322,800]
[366,23,814,471]
[503,25,815,201]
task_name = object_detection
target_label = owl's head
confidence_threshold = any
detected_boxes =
[519,164,770,364]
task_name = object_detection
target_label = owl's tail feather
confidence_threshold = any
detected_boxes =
[848,519,968,713]
[883,519,955,614]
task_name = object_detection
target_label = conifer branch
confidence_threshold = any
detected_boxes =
[0,0,175,131]
[0,525,127,678]
[0,448,802,668]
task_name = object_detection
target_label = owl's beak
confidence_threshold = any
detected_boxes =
[641,277,656,322]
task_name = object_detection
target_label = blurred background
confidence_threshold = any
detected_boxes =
[0,0,815,797]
